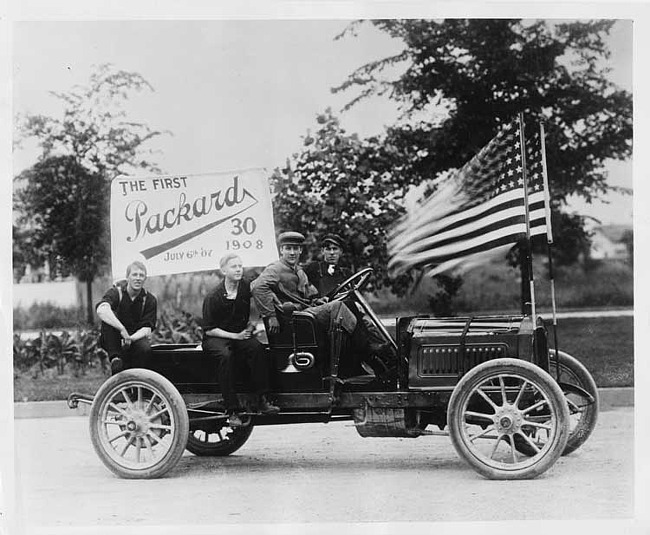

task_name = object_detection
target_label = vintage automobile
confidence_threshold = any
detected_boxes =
[68,267,599,481]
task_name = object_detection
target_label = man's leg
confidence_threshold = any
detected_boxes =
[203,338,240,414]
[100,323,125,375]
[234,338,279,413]
[306,301,365,377]
[126,338,152,369]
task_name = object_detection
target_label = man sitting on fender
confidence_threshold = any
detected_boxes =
[96,260,157,375]
[251,231,392,380]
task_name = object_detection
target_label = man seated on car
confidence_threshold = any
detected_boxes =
[96,260,157,375]
[305,232,391,352]
[202,253,280,426]
[251,231,393,380]
[304,233,352,297]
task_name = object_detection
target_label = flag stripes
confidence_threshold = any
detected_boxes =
[524,129,549,238]
[388,119,532,278]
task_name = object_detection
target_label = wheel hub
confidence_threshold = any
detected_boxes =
[494,405,523,434]
[124,408,152,437]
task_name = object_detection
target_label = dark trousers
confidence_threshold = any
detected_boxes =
[100,323,152,369]
[202,336,272,411]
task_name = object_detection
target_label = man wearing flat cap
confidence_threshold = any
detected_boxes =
[251,231,381,376]
[304,233,352,297]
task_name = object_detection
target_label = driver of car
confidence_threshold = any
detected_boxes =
[304,233,352,297]
[251,231,390,379]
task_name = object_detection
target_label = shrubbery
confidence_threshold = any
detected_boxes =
[13,260,633,376]
[13,304,203,377]
[13,302,87,330]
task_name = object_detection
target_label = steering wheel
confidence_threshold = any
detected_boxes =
[327,267,374,301]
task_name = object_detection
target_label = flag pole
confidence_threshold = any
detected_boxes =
[518,113,536,320]
[539,121,561,377]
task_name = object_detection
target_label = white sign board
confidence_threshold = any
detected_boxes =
[110,169,278,278]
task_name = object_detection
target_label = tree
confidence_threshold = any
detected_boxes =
[271,109,418,294]
[15,63,167,177]
[334,19,632,271]
[14,64,168,323]
[14,156,109,323]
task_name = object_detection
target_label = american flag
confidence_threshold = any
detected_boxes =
[526,127,551,240]
[388,118,548,278]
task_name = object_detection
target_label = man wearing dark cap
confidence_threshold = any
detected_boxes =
[251,231,382,377]
[304,233,352,297]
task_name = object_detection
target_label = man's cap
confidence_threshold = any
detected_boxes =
[321,233,344,249]
[278,231,306,246]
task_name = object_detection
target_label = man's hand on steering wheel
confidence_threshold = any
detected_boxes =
[327,267,374,301]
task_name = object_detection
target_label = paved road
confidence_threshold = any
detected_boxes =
[14,407,635,533]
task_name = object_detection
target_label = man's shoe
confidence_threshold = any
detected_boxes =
[258,396,280,414]
[110,357,124,375]
[228,412,245,427]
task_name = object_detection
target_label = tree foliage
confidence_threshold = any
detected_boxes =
[14,155,109,283]
[15,63,168,177]
[14,64,168,322]
[334,19,632,259]
[271,109,418,294]
[274,20,631,300]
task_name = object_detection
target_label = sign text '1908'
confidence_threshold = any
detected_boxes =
[226,239,264,250]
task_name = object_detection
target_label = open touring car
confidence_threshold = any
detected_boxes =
[68,267,599,480]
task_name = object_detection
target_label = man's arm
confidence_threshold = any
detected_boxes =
[96,302,132,344]
[251,265,282,319]
[204,326,251,340]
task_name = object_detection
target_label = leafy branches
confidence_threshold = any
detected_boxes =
[15,63,169,177]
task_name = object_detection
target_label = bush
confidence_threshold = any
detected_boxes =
[13,302,87,330]
[13,305,204,377]
[153,303,203,345]
[13,328,106,377]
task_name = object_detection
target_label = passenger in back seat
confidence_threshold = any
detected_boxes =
[202,253,280,426]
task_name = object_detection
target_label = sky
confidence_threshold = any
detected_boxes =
[11,18,634,227]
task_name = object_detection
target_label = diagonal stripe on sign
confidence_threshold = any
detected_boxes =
[140,195,259,259]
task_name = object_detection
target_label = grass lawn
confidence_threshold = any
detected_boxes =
[13,367,109,403]
[13,315,633,402]
[552,316,634,388]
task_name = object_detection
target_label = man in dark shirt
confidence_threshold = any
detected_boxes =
[304,233,352,297]
[202,253,279,425]
[96,260,157,375]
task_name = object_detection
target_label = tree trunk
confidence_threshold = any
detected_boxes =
[86,279,94,326]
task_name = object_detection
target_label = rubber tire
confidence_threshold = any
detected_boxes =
[447,358,570,480]
[186,424,254,456]
[89,369,189,479]
[549,350,599,455]
[514,350,599,457]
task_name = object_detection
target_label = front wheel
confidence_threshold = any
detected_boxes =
[89,369,189,479]
[447,358,569,480]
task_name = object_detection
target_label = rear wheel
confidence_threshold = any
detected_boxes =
[186,422,254,456]
[447,358,569,480]
[89,369,189,479]
[515,350,599,456]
